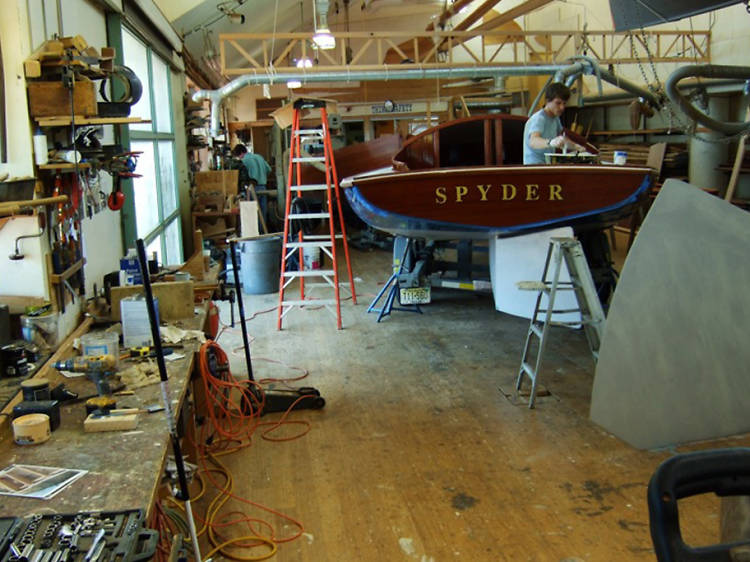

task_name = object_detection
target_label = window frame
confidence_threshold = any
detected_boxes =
[118,24,182,265]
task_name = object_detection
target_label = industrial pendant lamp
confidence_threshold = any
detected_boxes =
[312,0,335,50]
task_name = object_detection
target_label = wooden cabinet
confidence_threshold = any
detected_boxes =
[192,209,239,247]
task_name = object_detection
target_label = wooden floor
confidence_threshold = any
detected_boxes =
[201,238,750,561]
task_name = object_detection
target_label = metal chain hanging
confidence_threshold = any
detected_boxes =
[629,26,747,145]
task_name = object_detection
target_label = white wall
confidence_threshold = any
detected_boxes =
[0,0,122,307]
[0,0,34,181]
[0,216,49,299]
[226,83,289,123]
[58,0,124,297]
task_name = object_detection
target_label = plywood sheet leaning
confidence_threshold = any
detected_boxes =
[590,179,750,449]
[109,281,194,322]
[239,200,260,238]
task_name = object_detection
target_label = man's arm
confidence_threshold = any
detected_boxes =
[533,131,586,152]
[528,131,556,151]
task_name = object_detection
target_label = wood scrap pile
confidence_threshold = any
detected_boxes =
[24,35,142,121]
[598,143,688,174]
[24,35,114,80]
[118,361,161,389]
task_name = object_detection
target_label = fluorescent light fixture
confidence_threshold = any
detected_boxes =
[313,28,335,50]
[312,0,335,50]
[287,57,313,89]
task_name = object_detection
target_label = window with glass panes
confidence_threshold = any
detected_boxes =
[121,27,182,266]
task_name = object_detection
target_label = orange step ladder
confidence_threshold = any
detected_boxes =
[277,98,357,330]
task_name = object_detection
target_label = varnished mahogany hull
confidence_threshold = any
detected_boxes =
[343,164,652,240]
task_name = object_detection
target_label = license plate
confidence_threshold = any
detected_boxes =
[400,286,431,304]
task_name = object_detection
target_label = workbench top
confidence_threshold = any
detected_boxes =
[0,305,207,519]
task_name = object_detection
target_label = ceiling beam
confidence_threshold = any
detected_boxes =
[385,0,502,64]
[472,0,554,33]
[448,0,504,32]
[426,0,476,31]
[433,0,504,53]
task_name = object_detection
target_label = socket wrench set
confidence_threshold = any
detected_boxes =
[0,510,158,562]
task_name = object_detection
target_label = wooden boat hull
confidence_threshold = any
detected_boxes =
[343,164,652,240]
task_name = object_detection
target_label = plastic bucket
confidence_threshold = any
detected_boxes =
[241,236,282,294]
[302,246,321,270]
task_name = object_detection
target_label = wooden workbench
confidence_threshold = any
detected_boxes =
[0,304,207,519]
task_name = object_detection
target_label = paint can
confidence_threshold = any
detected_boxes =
[614,150,628,165]
[303,246,321,270]
[12,413,51,445]
[0,343,29,378]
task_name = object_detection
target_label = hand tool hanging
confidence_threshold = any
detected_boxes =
[135,239,202,562]
[62,62,81,211]
[51,172,68,312]
[62,59,86,302]
[106,152,141,211]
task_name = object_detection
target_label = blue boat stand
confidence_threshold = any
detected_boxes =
[367,237,423,322]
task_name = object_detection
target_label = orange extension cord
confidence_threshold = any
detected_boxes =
[150,338,316,561]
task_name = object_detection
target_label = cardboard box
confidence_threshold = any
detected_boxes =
[27,80,98,118]
[119,256,142,285]
[271,97,339,129]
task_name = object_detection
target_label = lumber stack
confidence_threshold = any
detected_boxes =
[24,36,114,79]
[598,143,687,170]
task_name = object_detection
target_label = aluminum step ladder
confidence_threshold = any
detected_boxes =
[514,237,606,408]
[277,98,357,330]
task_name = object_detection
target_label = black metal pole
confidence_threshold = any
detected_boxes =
[136,239,202,561]
[229,239,255,381]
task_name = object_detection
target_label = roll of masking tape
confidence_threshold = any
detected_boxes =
[12,413,51,445]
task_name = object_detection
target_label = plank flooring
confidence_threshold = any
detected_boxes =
[199,238,750,561]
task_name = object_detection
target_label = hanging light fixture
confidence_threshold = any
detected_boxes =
[312,0,335,50]
[287,57,314,89]
[217,1,246,24]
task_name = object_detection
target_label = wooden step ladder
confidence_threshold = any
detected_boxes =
[277,98,357,330]
[514,237,606,408]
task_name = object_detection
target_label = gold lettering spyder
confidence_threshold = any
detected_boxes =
[434,183,564,204]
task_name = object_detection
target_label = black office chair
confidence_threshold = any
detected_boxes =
[648,448,750,561]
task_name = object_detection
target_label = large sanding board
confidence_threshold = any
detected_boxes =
[590,179,750,449]
[489,226,581,323]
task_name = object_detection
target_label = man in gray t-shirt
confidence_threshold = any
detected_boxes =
[523,82,584,164]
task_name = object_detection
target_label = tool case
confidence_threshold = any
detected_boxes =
[0,520,23,561]
[0,509,157,562]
